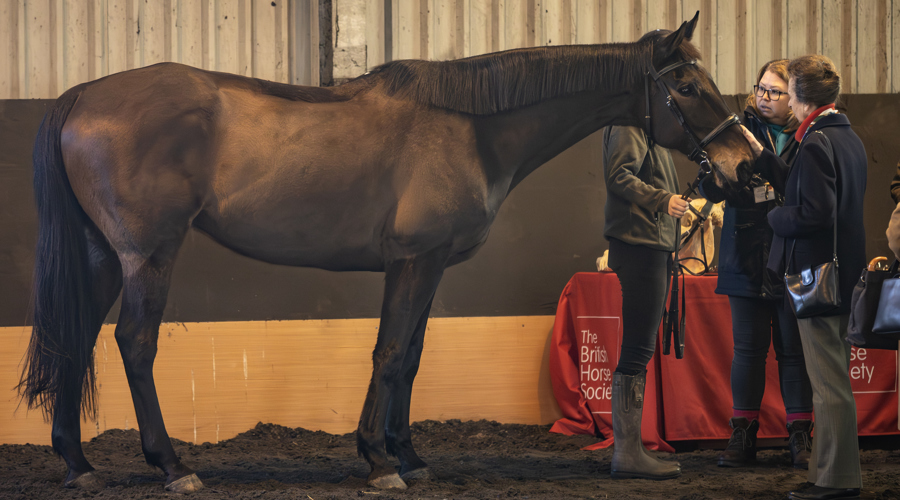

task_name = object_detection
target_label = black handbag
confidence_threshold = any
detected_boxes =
[873,265,900,334]
[783,160,840,319]
[846,259,900,349]
[785,256,841,318]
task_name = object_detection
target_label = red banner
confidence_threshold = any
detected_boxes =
[549,271,672,451]
[550,272,899,444]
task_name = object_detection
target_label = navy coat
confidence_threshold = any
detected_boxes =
[698,106,798,298]
[757,112,867,315]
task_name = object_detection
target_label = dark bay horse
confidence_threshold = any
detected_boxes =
[19,13,753,493]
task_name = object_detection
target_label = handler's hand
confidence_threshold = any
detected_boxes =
[668,196,690,218]
[740,125,764,157]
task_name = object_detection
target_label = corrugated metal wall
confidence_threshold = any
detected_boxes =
[1,0,897,99]
[375,0,896,95]
[0,0,319,99]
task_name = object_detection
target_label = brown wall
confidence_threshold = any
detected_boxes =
[1,96,898,327]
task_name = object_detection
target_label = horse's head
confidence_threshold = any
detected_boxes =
[642,13,754,193]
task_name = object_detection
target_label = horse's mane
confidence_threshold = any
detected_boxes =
[368,32,701,115]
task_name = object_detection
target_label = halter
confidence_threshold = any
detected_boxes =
[644,60,741,175]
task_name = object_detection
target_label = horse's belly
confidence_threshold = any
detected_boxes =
[192,212,386,271]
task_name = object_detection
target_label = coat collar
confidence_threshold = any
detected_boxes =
[806,111,850,135]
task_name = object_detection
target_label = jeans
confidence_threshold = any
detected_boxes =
[728,295,813,415]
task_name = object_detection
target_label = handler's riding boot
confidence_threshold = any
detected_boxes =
[610,371,681,480]
[787,419,813,469]
[717,417,759,467]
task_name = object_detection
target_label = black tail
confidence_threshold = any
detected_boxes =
[18,85,99,420]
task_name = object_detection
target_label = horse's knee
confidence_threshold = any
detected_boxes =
[373,345,406,384]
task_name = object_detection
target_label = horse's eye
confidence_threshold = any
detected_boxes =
[678,85,694,97]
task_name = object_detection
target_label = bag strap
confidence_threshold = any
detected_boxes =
[785,131,838,275]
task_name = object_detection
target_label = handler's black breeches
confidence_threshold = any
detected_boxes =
[607,237,673,376]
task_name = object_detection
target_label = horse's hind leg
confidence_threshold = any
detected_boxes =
[385,296,433,480]
[55,226,123,489]
[113,234,203,493]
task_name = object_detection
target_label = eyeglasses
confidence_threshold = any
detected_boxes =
[753,85,787,101]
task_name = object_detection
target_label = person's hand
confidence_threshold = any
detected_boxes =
[740,125,764,157]
[668,195,690,218]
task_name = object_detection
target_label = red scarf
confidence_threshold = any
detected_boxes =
[795,103,836,142]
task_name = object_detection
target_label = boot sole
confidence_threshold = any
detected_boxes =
[611,471,681,480]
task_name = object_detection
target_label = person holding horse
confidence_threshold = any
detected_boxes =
[698,59,814,469]
[602,124,688,480]
[742,54,865,500]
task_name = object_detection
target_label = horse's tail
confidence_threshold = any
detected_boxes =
[18,85,99,420]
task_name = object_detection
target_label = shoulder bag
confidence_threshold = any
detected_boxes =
[847,259,900,349]
[783,132,841,319]
[873,265,900,334]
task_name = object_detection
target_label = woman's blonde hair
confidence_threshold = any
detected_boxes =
[746,59,798,130]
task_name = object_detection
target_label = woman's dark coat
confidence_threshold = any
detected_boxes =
[698,106,798,298]
[757,112,867,315]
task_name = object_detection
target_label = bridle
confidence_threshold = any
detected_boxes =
[643,59,741,360]
[644,59,741,177]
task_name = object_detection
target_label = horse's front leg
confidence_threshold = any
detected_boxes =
[358,249,448,489]
[385,296,433,479]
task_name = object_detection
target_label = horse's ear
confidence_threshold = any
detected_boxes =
[657,11,699,60]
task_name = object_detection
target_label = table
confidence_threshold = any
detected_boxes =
[549,272,899,449]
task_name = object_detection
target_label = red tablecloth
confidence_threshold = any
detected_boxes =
[550,272,899,447]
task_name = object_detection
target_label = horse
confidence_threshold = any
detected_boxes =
[679,199,725,275]
[18,12,753,493]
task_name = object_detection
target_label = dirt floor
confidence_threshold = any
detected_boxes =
[2,420,900,499]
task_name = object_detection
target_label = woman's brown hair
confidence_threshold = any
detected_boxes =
[788,55,841,107]
[745,59,798,130]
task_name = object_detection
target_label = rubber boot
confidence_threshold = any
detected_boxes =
[717,417,759,467]
[787,419,813,469]
[610,371,681,480]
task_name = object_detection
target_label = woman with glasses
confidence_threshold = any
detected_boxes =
[743,54,865,500]
[699,59,813,469]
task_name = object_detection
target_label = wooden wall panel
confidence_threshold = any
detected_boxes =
[894,0,900,92]
[856,0,891,93]
[1,0,312,99]
[0,316,561,445]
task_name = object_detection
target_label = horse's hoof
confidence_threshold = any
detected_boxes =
[165,473,204,493]
[64,471,104,491]
[367,473,407,490]
[401,467,432,481]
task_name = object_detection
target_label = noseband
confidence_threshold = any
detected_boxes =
[644,60,741,174]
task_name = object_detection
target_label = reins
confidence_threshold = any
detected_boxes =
[643,58,740,359]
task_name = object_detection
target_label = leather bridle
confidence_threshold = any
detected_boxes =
[644,59,741,360]
[644,59,741,176]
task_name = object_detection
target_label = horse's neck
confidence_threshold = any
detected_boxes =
[477,89,642,193]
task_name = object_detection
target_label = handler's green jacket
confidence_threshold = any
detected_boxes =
[602,126,680,252]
